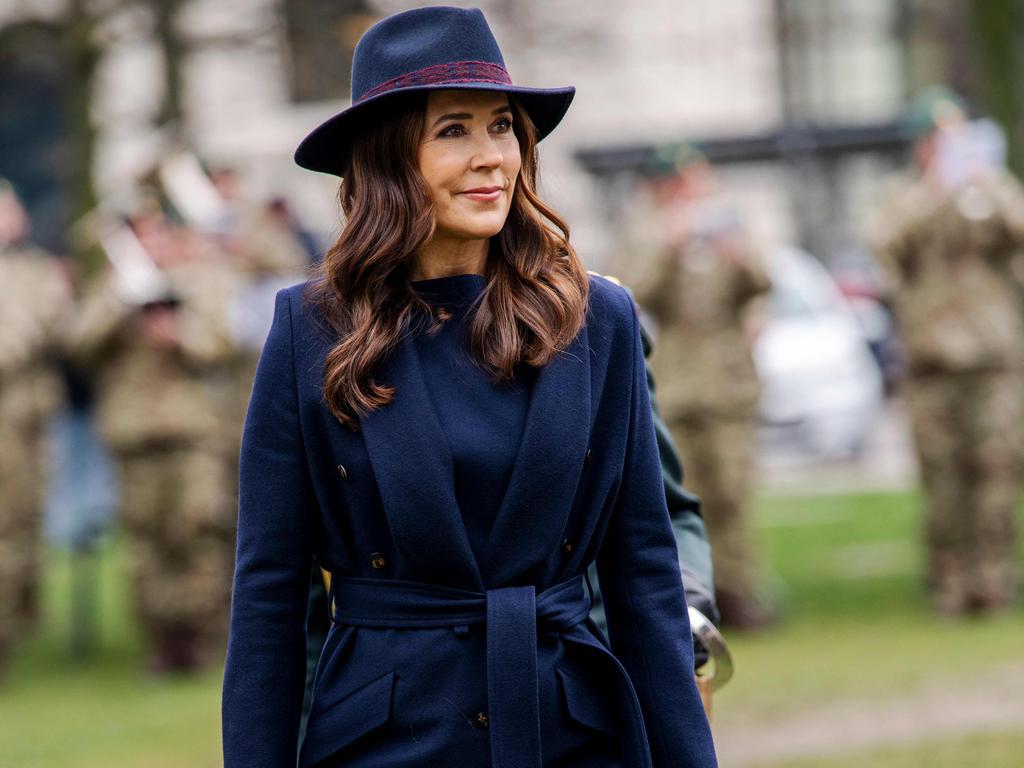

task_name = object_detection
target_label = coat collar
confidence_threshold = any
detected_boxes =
[359,324,591,590]
[360,332,485,590]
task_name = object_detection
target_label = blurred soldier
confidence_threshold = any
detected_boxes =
[210,165,310,276]
[0,179,69,675]
[869,88,1024,616]
[266,196,322,266]
[207,165,307,457]
[65,199,241,671]
[620,143,773,629]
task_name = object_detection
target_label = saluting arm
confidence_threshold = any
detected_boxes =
[61,273,137,369]
[175,279,239,367]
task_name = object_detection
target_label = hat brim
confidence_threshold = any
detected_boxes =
[293,83,575,177]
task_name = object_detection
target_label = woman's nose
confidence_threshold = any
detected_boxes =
[469,135,504,170]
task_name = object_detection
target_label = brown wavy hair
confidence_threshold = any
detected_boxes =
[306,91,589,430]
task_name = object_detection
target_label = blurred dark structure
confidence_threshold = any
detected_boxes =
[0,15,94,255]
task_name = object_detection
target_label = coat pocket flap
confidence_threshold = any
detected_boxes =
[556,667,616,734]
[300,669,396,767]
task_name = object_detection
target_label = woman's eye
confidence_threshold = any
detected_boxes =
[439,124,465,138]
[492,118,513,133]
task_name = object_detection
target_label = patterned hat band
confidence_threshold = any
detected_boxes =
[356,61,513,103]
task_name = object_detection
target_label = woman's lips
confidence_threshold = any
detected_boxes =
[461,187,503,202]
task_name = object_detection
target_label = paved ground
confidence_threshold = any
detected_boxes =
[712,661,1024,766]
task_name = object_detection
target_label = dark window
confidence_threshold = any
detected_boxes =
[0,22,72,253]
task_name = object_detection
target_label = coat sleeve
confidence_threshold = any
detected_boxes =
[222,288,315,768]
[596,289,718,768]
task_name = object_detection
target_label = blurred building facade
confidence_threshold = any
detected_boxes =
[0,0,1002,268]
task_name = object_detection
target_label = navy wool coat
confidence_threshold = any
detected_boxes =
[222,275,718,768]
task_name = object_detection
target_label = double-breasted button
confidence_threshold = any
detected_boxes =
[472,711,489,730]
[561,538,573,555]
[584,448,592,465]
[369,552,387,570]
[337,464,348,480]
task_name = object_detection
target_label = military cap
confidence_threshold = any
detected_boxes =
[644,140,707,178]
[902,86,967,139]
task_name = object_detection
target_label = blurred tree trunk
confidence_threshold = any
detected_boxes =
[62,0,103,269]
[284,0,374,103]
[152,0,187,134]
[968,0,1024,176]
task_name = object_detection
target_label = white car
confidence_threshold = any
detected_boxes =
[754,246,884,459]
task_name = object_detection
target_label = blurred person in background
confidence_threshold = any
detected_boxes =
[0,179,70,677]
[869,87,1024,617]
[209,164,309,488]
[211,165,312,275]
[266,196,323,266]
[620,142,774,629]
[65,194,241,672]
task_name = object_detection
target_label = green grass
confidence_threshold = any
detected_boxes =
[1,490,1022,767]
[764,730,1024,768]
[716,493,1024,720]
[0,540,222,768]
[715,490,1024,719]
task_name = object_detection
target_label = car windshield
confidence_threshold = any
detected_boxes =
[771,282,817,319]
[769,251,842,320]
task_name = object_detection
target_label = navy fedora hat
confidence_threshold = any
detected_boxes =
[294,6,575,177]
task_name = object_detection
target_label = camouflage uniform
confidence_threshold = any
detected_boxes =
[871,170,1024,614]
[621,191,772,626]
[0,244,68,671]
[66,250,241,669]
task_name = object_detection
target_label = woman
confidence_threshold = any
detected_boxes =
[222,7,717,768]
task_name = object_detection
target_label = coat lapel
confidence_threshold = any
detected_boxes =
[360,334,484,590]
[480,325,592,585]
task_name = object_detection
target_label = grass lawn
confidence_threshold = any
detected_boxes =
[716,490,1024,721]
[765,730,1024,768]
[1,489,1021,767]
[0,541,222,768]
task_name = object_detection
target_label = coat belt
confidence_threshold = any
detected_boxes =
[330,574,595,768]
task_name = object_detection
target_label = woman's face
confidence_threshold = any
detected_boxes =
[418,89,522,245]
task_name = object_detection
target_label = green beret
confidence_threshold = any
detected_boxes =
[644,140,707,178]
[902,86,967,139]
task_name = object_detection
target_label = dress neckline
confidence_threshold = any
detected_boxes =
[411,273,487,309]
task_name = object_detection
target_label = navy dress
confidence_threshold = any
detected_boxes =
[411,274,533,560]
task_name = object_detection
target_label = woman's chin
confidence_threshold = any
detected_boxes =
[441,218,509,241]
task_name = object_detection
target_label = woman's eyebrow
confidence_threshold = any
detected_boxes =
[430,105,512,129]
